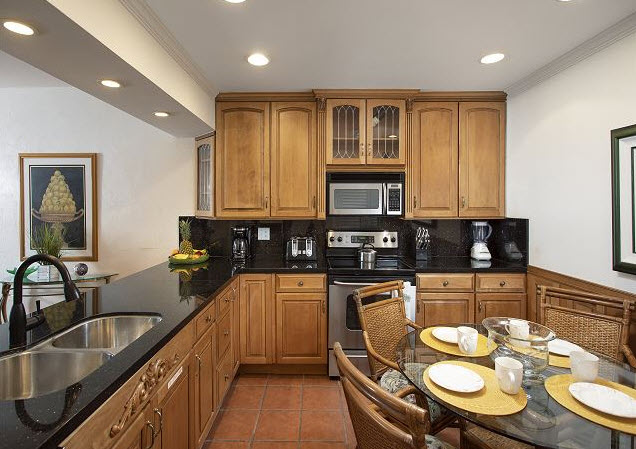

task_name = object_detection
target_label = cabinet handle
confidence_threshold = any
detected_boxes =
[224,374,230,380]
[461,197,466,208]
[413,196,417,208]
[478,302,483,312]
[360,142,364,157]
[224,330,229,336]
[367,143,372,157]
[416,301,420,313]
[196,354,202,369]
[313,196,316,208]
[152,408,163,436]
[205,315,212,323]
[144,422,156,449]
[442,281,449,287]
[500,281,506,287]
[298,280,304,287]
[322,300,326,313]
[264,196,269,208]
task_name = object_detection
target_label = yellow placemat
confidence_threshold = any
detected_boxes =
[423,361,527,416]
[420,327,494,357]
[545,374,636,434]
[549,354,570,369]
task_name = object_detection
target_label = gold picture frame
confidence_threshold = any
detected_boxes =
[20,153,98,261]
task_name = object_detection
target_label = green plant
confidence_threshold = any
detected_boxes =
[31,224,64,264]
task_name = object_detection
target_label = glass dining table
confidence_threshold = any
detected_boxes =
[396,324,636,449]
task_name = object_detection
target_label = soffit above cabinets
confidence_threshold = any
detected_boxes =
[0,0,213,137]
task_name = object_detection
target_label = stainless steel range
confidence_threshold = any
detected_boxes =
[327,230,415,376]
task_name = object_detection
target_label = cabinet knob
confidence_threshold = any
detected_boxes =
[224,374,230,380]
[461,197,466,208]
[442,280,449,287]
[298,280,304,287]
[478,302,483,312]
[224,330,229,336]
[500,281,506,287]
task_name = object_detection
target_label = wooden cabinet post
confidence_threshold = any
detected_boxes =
[459,102,506,217]
[215,102,270,218]
[239,274,274,364]
[270,102,317,218]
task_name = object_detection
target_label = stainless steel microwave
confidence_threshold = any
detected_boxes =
[327,173,404,216]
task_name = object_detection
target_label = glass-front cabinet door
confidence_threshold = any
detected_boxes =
[326,99,366,165]
[195,135,214,217]
[366,99,405,165]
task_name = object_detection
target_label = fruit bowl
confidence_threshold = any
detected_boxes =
[168,253,210,265]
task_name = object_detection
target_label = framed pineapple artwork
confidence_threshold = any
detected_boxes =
[20,153,98,261]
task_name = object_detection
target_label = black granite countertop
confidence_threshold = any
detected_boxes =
[0,255,326,449]
[0,252,521,449]
[414,257,527,273]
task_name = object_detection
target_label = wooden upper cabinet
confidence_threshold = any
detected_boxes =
[412,102,459,217]
[195,135,214,218]
[271,102,317,218]
[215,102,270,218]
[326,99,366,165]
[459,102,506,217]
[366,99,405,165]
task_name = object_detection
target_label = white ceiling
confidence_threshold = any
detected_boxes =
[146,0,636,92]
[0,50,67,88]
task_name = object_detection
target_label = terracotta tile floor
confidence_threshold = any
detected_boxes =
[204,373,460,449]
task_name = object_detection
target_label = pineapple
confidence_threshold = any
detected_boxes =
[179,219,194,255]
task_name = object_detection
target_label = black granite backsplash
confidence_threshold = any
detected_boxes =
[180,216,528,264]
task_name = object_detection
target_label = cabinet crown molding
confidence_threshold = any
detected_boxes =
[216,90,507,102]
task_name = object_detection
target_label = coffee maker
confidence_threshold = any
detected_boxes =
[470,221,492,261]
[231,226,251,260]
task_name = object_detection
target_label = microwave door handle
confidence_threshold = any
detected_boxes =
[382,183,387,215]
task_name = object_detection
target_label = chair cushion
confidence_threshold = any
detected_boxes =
[379,367,451,426]
[425,434,457,449]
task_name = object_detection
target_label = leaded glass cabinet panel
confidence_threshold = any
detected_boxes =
[366,99,405,165]
[326,99,366,165]
[195,135,214,217]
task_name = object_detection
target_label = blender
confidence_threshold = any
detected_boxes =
[470,221,492,261]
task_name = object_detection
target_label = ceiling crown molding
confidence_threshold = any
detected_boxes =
[506,12,636,97]
[119,0,216,99]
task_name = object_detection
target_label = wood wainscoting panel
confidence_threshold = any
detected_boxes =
[527,265,636,351]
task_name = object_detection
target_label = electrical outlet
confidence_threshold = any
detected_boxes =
[258,227,270,240]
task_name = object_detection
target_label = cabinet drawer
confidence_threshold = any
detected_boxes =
[216,284,235,319]
[275,274,326,292]
[476,273,526,292]
[417,274,474,292]
[216,309,232,360]
[216,350,234,408]
[195,302,216,341]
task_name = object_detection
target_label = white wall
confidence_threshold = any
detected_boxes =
[0,86,195,280]
[507,32,636,293]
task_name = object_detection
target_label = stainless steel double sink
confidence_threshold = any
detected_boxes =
[0,314,162,400]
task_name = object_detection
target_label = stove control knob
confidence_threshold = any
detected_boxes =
[329,236,335,242]
[383,237,389,243]
[337,237,343,242]
[390,237,396,243]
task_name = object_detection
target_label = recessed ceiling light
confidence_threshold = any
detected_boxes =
[154,111,170,117]
[224,0,246,3]
[3,21,35,36]
[247,53,269,66]
[480,53,505,64]
[556,0,572,2]
[100,79,121,88]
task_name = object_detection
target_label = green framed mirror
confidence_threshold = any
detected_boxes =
[611,124,636,275]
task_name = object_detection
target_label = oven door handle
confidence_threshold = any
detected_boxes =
[332,281,381,287]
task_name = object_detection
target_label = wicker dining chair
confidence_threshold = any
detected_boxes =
[334,342,456,449]
[539,285,636,368]
[354,280,455,434]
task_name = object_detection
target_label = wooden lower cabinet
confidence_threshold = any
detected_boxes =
[275,292,327,364]
[230,279,241,374]
[416,293,474,327]
[151,360,192,449]
[476,293,526,321]
[240,274,274,364]
[110,405,152,449]
[193,325,215,448]
[215,350,234,408]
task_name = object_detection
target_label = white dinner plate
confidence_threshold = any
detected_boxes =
[428,364,485,393]
[432,327,458,344]
[548,339,583,356]
[569,382,636,418]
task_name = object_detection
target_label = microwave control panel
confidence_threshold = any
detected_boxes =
[386,183,403,215]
